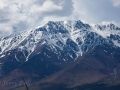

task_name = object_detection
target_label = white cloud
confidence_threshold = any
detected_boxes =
[101,21,116,25]
[0,24,13,37]
[0,1,6,9]
[72,0,120,24]
[40,0,63,12]
[0,0,73,37]
[0,0,120,38]
[109,0,120,7]
[30,0,63,14]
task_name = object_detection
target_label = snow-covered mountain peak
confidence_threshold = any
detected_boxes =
[94,23,120,30]
[92,23,120,38]
[1,20,120,61]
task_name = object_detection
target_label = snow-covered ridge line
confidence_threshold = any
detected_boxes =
[0,20,120,61]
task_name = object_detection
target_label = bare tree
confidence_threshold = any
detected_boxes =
[22,77,29,90]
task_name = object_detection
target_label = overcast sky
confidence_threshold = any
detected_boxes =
[0,0,120,37]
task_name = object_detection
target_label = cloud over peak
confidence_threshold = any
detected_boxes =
[0,0,120,37]
[0,0,74,37]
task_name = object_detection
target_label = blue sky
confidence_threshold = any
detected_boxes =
[0,0,120,37]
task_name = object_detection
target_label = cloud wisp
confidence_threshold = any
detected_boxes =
[109,0,120,7]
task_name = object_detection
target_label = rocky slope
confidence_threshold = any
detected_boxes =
[16,44,120,90]
[0,20,120,90]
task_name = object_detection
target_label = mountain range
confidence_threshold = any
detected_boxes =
[0,20,120,90]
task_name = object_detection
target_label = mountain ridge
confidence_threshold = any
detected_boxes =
[0,20,120,60]
[14,44,120,90]
[1,20,120,90]
[0,20,120,77]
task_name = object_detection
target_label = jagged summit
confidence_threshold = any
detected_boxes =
[1,20,120,90]
[94,23,120,30]
[0,20,120,61]
[1,20,120,85]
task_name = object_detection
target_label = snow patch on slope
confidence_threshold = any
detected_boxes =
[0,20,120,62]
